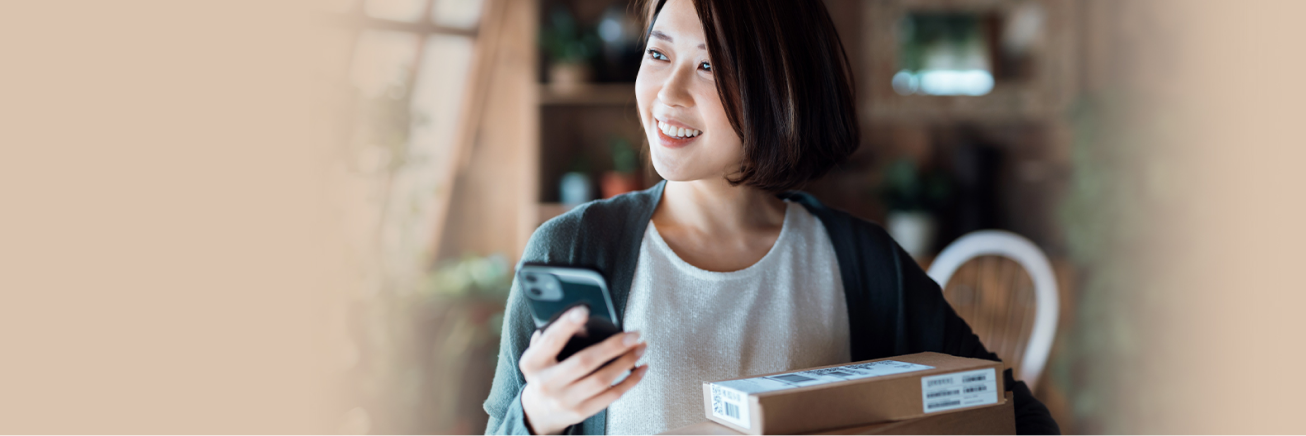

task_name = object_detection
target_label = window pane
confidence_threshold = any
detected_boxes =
[345,29,419,269]
[349,30,419,98]
[894,13,995,96]
[408,34,474,165]
[432,0,482,30]
[377,34,474,283]
[365,0,428,22]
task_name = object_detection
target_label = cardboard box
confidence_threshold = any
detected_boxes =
[664,392,1014,435]
[700,352,1005,435]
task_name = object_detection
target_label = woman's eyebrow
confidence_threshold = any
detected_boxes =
[649,30,706,49]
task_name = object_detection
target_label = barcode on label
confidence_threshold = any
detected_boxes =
[722,402,739,419]
[709,384,751,429]
[771,374,816,384]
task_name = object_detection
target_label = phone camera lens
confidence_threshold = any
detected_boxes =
[527,287,542,297]
[525,274,537,283]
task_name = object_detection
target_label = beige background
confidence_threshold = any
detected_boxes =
[0,1,346,432]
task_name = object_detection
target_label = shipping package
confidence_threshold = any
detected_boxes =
[664,392,1014,435]
[701,352,1006,434]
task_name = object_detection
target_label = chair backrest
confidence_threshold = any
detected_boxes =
[926,230,1058,391]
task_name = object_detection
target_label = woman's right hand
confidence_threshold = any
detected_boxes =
[519,305,649,435]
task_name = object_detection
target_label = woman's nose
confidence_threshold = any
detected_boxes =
[656,65,695,108]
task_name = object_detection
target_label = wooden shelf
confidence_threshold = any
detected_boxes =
[539,83,637,106]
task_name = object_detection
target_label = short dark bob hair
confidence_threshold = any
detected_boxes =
[639,0,859,192]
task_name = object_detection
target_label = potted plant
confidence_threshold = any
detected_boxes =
[540,7,600,94]
[601,137,640,198]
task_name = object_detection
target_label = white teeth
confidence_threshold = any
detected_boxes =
[656,119,702,138]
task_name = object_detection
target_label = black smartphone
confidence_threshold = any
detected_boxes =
[517,264,623,362]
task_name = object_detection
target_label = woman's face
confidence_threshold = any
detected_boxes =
[635,0,742,183]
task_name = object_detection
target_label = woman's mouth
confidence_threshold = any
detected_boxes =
[654,118,702,148]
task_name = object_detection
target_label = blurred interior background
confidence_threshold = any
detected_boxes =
[324,0,1161,433]
[321,0,1170,435]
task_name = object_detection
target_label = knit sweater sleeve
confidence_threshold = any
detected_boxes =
[483,210,589,435]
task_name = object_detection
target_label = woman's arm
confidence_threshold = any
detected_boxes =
[894,243,1061,435]
[485,207,650,436]
[483,272,550,435]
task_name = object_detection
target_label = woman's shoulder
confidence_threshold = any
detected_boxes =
[523,183,664,263]
[780,190,896,250]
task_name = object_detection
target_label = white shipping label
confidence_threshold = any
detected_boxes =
[712,360,935,395]
[710,383,752,429]
[707,360,936,428]
[919,368,999,413]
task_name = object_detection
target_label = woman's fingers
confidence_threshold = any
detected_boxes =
[563,343,646,404]
[576,364,649,417]
[520,305,589,374]
[551,330,642,386]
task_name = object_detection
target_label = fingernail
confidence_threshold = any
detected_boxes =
[569,306,588,322]
[623,331,641,346]
[635,345,646,358]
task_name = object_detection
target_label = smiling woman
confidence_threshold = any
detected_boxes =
[483,0,1059,434]
[635,0,859,192]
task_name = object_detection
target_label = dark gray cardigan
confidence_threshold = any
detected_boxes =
[483,181,1059,435]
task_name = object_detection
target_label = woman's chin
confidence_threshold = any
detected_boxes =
[649,152,694,182]
[649,144,732,183]
[649,162,713,184]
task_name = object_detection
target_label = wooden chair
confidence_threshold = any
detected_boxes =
[926,230,1058,391]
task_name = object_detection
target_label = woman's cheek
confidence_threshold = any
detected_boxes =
[634,69,660,134]
[698,94,744,166]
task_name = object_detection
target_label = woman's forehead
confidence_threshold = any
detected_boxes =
[650,0,706,46]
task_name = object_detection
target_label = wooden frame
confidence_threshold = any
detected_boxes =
[863,0,1076,123]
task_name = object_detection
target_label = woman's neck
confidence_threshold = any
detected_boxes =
[655,178,787,236]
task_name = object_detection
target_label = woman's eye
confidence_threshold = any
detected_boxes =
[647,49,668,61]
[699,61,712,72]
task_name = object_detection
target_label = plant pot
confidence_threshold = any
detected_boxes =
[886,211,937,259]
[548,63,592,95]
[600,171,638,199]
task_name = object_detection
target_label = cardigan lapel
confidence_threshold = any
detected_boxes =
[581,180,665,435]
[606,180,665,329]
